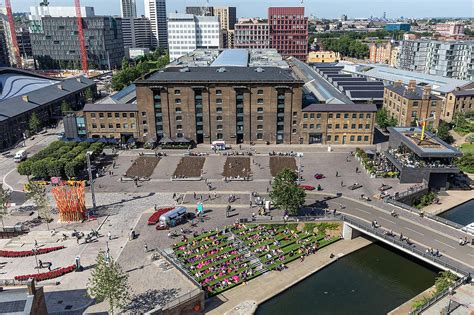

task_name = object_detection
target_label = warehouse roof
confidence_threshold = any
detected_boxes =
[302,103,377,112]
[451,89,474,97]
[385,85,441,100]
[144,67,299,83]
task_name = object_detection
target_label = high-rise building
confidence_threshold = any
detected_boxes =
[1,10,33,67]
[0,18,9,67]
[214,7,236,31]
[398,40,474,80]
[121,0,137,18]
[268,7,308,61]
[30,16,124,70]
[144,0,168,48]
[186,6,214,16]
[369,41,394,64]
[167,13,220,61]
[122,17,153,50]
[234,19,270,49]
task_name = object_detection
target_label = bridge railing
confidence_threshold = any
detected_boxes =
[409,274,471,315]
[385,198,465,230]
[341,215,470,276]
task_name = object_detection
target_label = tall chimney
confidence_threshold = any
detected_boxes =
[407,80,416,92]
[422,86,431,100]
[394,80,402,87]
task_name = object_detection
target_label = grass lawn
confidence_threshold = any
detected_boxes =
[459,143,474,155]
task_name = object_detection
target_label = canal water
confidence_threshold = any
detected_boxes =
[256,241,438,315]
[438,199,474,226]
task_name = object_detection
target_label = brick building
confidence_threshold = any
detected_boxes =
[307,51,340,63]
[383,81,443,129]
[300,104,376,144]
[234,19,270,49]
[268,7,308,61]
[441,89,474,123]
[369,41,394,64]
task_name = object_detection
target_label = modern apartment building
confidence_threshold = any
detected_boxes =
[167,14,221,61]
[234,19,270,49]
[144,0,168,48]
[384,23,411,31]
[442,89,474,123]
[214,7,237,31]
[1,9,33,67]
[30,16,124,70]
[369,41,394,64]
[121,0,137,18]
[397,40,474,80]
[383,81,443,129]
[300,104,377,145]
[28,6,95,33]
[268,7,308,61]
[435,23,464,36]
[122,17,154,51]
[83,104,139,140]
[134,49,304,145]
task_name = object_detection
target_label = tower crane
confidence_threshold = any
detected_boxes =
[4,0,21,67]
[74,0,88,75]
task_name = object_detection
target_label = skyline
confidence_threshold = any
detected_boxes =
[13,0,474,19]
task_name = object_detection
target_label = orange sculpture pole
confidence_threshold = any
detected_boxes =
[51,181,86,222]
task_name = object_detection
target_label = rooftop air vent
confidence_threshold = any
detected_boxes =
[179,67,190,73]
[216,67,226,73]
[255,67,265,73]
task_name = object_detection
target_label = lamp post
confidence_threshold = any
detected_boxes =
[33,242,39,273]
[296,152,304,185]
[86,151,97,219]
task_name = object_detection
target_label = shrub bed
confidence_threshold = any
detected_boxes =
[14,265,76,282]
[0,246,65,258]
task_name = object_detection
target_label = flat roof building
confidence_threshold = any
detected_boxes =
[234,19,270,50]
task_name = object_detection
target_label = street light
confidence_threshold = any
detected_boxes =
[86,151,97,219]
[296,152,304,185]
[32,241,39,274]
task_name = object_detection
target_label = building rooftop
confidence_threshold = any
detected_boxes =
[83,103,138,112]
[210,49,249,67]
[0,68,59,101]
[385,85,441,100]
[451,89,474,97]
[388,127,462,158]
[302,103,377,112]
[144,67,299,83]
[341,63,471,94]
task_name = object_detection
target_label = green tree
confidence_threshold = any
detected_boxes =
[436,122,454,144]
[0,185,11,229]
[28,112,41,134]
[85,88,94,103]
[376,108,397,129]
[61,100,72,115]
[17,160,33,178]
[88,250,131,314]
[121,57,130,70]
[269,169,306,215]
[26,181,51,229]
[434,271,457,293]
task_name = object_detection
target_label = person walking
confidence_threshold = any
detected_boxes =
[340,181,344,187]
[108,231,111,240]
[355,167,359,173]
[144,243,148,252]
[193,192,196,200]
[336,171,339,177]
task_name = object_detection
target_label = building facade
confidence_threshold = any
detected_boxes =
[122,17,154,51]
[300,104,377,145]
[307,51,340,63]
[121,0,137,18]
[186,6,214,16]
[30,16,124,70]
[144,0,168,48]
[442,89,474,123]
[397,40,474,80]
[384,23,411,31]
[268,7,308,61]
[435,23,464,36]
[167,14,221,61]
[383,81,443,129]
[214,7,237,31]
[234,19,270,49]
[83,104,139,140]
[134,66,304,145]
[369,41,393,64]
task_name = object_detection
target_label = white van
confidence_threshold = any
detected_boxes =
[14,150,27,163]
[211,141,226,151]
[159,206,188,227]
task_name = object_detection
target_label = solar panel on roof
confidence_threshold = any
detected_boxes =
[332,78,367,82]
[349,91,384,98]
[338,81,384,86]
[342,86,385,91]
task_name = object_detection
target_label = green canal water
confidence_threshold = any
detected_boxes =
[256,241,438,315]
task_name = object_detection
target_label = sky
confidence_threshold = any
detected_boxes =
[13,0,474,19]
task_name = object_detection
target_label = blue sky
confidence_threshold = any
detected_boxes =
[14,0,474,18]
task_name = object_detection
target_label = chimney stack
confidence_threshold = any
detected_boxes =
[422,86,432,100]
[27,279,36,295]
[22,95,29,102]
[407,80,416,92]
[394,80,402,87]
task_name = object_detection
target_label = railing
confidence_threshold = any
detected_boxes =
[341,215,471,276]
[409,274,471,315]
[155,247,202,290]
[392,183,428,201]
[385,198,465,230]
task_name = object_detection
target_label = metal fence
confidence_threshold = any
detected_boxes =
[341,215,471,276]
[409,275,471,315]
[393,182,428,201]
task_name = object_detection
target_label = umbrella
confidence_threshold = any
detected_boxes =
[159,136,173,144]
[127,137,136,144]
[174,137,191,143]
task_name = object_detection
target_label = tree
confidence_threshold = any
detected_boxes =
[0,185,11,229]
[376,108,397,129]
[61,100,72,115]
[436,122,454,144]
[26,181,51,229]
[85,88,94,103]
[434,271,457,293]
[88,250,131,314]
[121,57,130,70]
[269,169,306,215]
[29,113,41,134]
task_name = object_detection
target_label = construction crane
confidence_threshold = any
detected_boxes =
[416,115,436,142]
[74,0,88,75]
[5,0,21,67]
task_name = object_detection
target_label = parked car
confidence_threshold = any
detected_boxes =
[14,150,27,162]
